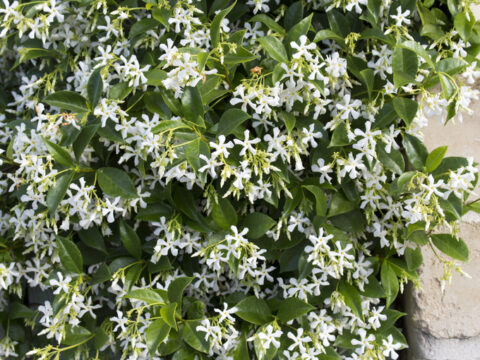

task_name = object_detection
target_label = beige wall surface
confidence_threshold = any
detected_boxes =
[406,92,480,359]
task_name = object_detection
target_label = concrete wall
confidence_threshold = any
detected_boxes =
[405,86,480,359]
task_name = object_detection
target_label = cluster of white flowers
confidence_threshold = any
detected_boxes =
[0,0,478,358]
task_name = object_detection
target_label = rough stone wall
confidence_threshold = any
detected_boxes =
[405,82,480,359]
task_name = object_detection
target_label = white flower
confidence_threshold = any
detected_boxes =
[210,135,234,159]
[257,325,283,349]
[234,130,261,156]
[391,6,411,27]
[290,35,316,60]
[382,334,402,359]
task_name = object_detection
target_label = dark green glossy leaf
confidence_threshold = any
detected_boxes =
[119,219,142,259]
[431,234,469,261]
[97,167,138,199]
[235,296,273,325]
[56,236,83,274]
[44,91,89,113]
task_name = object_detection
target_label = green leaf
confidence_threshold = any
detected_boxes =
[56,236,83,274]
[168,277,193,304]
[233,334,250,360]
[78,226,107,254]
[73,124,99,160]
[279,111,296,133]
[403,134,428,170]
[43,91,89,113]
[124,289,165,305]
[287,13,313,45]
[276,297,315,323]
[338,279,364,320]
[405,247,423,271]
[97,167,138,199]
[393,97,418,125]
[239,212,276,239]
[63,325,92,346]
[129,18,159,38]
[172,185,211,232]
[9,302,34,320]
[211,197,238,230]
[258,36,288,63]
[46,171,75,216]
[109,82,132,100]
[313,29,344,43]
[181,87,205,128]
[185,137,210,173]
[12,48,59,69]
[42,137,74,167]
[392,47,418,87]
[249,14,286,35]
[87,67,103,109]
[211,2,236,48]
[359,68,374,98]
[182,320,210,353]
[216,108,251,135]
[435,58,468,75]
[376,143,405,174]
[152,120,191,134]
[284,1,303,31]
[235,296,273,325]
[119,219,142,259]
[426,146,448,172]
[329,123,350,147]
[161,302,178,330]
[328,192,357,217]
[398,40,434,68]
[431,234,469,262]
[303,185,327,216]
[146,319,170,355]
[454,11,474,41]
[381,261,399,308]
[144,69,168,86]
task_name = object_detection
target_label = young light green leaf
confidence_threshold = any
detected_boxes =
[426,146,448,172]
